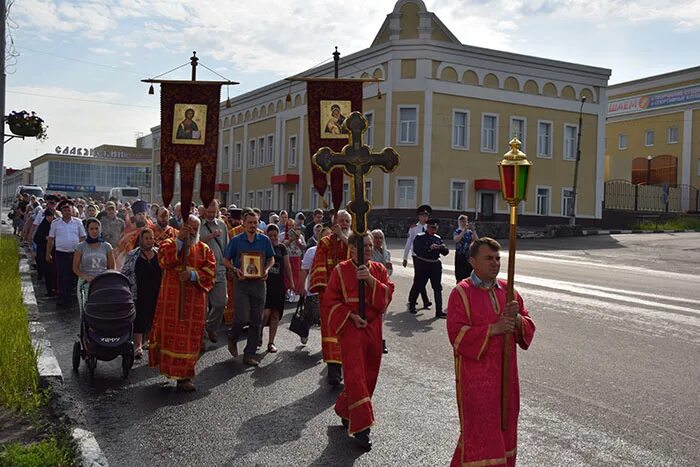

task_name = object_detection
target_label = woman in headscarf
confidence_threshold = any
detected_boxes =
[73,218,115,314]
[453,214,479,282]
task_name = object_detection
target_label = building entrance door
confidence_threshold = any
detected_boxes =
[286,191,295,214]
[480,192,495,220]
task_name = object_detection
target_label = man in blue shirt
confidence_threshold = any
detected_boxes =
[224,209,275,366]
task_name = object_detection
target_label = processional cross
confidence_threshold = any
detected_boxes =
[313,111,399,318]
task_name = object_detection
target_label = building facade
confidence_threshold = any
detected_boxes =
[31,144,152,201]
[2,167,32,206]
[151,0,611,225]
[605,66,700,212]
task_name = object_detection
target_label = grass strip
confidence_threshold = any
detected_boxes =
[0,436,74,467]
[0,235,41,413]
[636,216,700,231]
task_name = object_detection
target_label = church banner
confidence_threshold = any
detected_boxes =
[159,82,220,215]
[306,79,363,210]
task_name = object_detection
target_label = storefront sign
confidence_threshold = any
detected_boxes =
[47,183,96,193]
[608,84,700,116]
[53,146,146,159]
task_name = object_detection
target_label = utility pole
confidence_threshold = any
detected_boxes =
[0,0,7,224]
[569,96,586,226]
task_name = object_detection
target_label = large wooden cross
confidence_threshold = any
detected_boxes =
[313,111,399,318]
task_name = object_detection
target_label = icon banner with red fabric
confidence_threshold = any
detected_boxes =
[160,82,221,216]
[306,79,363,210]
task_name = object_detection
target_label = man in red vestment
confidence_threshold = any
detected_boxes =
[446,237,536,467]
[324,232,394,451]
[148,215,216,391]
[115,200,154,267]
[152,206,178,247]
[309,209,350,386]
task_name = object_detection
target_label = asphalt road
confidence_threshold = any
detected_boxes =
[31,232,700,466]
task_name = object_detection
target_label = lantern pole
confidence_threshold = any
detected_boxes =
[497,137,532,431]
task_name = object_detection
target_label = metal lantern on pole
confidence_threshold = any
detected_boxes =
[496,137,532,431]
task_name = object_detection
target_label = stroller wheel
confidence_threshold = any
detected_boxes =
[121,354,133,379]
[72,342,81,371]
[87,356,96,380]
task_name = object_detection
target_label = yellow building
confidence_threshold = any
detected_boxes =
[606,66,700,212]
[150,0,611,226]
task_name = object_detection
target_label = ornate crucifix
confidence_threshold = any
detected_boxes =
[313,111,399,318]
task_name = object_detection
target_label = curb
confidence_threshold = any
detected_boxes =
[16,244,109,467]
[582,229,700,236]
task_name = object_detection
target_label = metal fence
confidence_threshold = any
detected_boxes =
[604,180,699,213]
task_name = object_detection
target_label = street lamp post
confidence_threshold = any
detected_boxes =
[497,137,532,431]
[646,155,653,185]
[569,96,586,225]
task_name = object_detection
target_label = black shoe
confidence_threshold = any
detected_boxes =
[327,363,342,386]
[382,339,388,354]
[435,311,447,319]
[423,301,432,309]
[341,417,349,428]
[353,429,372,452]
[408,303,417,314]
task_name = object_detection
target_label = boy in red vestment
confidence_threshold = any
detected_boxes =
[310,210,351,386]
[149,215,216,392]
[446,237,535,466]
[323,232,394,451]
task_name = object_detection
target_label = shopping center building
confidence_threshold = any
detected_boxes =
[30,142,152,201]
[149,0,612,226]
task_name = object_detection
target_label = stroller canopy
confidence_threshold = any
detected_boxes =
[84,270,135,336]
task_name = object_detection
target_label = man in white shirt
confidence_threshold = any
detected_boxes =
[47,199,86,307]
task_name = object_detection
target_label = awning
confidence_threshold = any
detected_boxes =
[474,179,500,191]
[271,174,300,184]
[215,183,229,192]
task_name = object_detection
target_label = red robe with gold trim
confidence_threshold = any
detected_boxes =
[446,278,535,467]
[148,238,216,380]
[152,224,178,248]
[115,219,155,268]
[324,259,394,434]
[310,233,349,364]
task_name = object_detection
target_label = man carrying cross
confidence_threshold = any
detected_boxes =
[313,111,399,450]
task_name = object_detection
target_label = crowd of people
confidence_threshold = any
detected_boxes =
[10,192,536,461]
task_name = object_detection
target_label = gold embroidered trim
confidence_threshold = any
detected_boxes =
[348,397,371,411]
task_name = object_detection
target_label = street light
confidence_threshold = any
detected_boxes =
[496,137,532,432]
[646,155,653,185]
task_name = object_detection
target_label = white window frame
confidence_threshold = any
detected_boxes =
[561,187,575,217]
[481,113,499,153]
[644,130,654,147]
[234,142,242,170]
[265,188,273,210]
[450,179,467,211]
[452,109,470,150]
[364,111,374,148]
[397,105,419,146]
[537,120,553,158]
[267,134,274,165]
[618,134,628,150]
[395,177,417,209]
[258,137,265,166]
[155,163,161,195]
[288,134,298,168]
[510,116,526,153]
[563,124,578,161]
[365,178,373,203]
[232,192,241,207]
[256,190,264,208]
[535,185,551,216]
[222,145,230,173]
[310,186,331,210]
[342,181,350,208]
[668,127,679,144]
[248,139,256,168]
[247,191,254,208]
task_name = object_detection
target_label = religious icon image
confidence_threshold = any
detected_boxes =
[172,103,207,145]
[321,100,351,139]
[241,251,264,279]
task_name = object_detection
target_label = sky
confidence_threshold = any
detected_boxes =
[3,0,700,169]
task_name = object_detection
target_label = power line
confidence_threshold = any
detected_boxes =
[16,45,151,76]
[7,90,158,109]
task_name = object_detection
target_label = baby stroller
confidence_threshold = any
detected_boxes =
[72,270,136,380]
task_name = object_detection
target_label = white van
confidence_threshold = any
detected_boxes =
[109,187,140,203]
[15,185,44,199]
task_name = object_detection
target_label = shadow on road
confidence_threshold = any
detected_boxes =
[250,348,323,388]
[308,425,367,466]
[226,385,339,462]
[383,308,436,338]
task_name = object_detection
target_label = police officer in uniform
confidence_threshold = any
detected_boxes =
[407,217,448,319]
[402,205,432,309]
